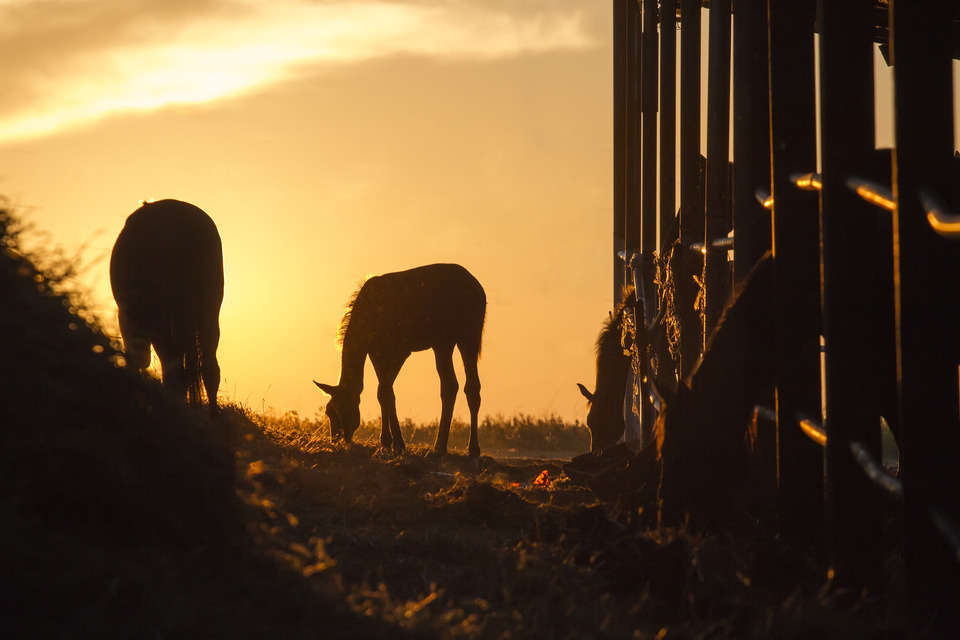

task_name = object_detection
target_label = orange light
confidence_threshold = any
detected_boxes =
[855,186,895,211]
[533,469,550,486]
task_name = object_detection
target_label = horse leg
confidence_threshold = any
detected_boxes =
[198,311,221,415]
[372,354,406,454]
[433,345,459,457]
[461,347,482,459]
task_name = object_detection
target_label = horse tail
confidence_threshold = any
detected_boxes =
[184,326,204,406]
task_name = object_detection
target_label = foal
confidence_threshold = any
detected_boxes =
[315,263,486,458]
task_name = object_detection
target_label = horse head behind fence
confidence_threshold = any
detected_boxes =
[578,286,637,452]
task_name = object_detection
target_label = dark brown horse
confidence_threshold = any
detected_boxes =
[110,199,223,413]
[315,263,486,458]
[577,287,637,452]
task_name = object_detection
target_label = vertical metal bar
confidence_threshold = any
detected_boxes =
[613,0,626,307]
[619,0,643,447]
[891,0,960,633]
[638,0,660,445]
[732,0,774,492]
[678,0,704,378]
[767,0,824,547]
[732,0,771,280]
[818,0,882,595]
[626,0,643,263]
[659,0,677,251]
[641,0,658,261]
[704,0,733,339]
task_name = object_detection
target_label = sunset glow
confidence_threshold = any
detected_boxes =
[1,0,612,424]
[0,1,595,144]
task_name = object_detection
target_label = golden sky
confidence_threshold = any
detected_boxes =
[0,0,613,423]
[3,1,954,428]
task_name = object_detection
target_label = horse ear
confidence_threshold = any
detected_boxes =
[577,383,594,402]
[314,381,337,396]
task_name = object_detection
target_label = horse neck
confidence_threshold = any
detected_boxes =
[594,318,630,409]
[337,334,367,396]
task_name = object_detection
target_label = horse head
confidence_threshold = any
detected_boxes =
[578,382,625,452]
[314,381,361,442]
[578,289,634,453]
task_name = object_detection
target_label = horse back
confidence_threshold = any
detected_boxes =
[353,263,485,353]
[110,199,224,323]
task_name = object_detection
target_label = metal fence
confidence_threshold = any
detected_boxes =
[613,0,960,633]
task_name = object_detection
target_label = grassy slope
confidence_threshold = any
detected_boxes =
[0,208,403,639]
[1,207,904,639]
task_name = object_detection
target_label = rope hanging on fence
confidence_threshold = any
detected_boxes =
[653,241,682,377]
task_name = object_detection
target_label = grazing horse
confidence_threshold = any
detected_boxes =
[577,287,637,452]
[314,263,486,458]
[110,199,224,413]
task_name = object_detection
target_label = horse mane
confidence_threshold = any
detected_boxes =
[595,284,637,356]
[337,277,369,347]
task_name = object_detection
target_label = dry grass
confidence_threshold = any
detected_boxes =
[248,407,591,458]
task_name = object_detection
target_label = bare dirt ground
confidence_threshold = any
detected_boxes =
[218,408,906,640]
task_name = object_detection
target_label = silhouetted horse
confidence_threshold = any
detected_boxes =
[110,199,223,413]
[315,263,486,458]
[578,287,637,451]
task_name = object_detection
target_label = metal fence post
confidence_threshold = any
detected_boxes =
[613,0,626,307]
[817,0,883,595]
[732,0,771,279]
[891,0,960,632]
[659,0,677,251]
[704,0,732,340]
[767,0,824,546]
[626,0,642,268]
[678,0,704,378]
[732,0,775,493]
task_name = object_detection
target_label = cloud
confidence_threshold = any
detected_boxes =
[0,0,599,144]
